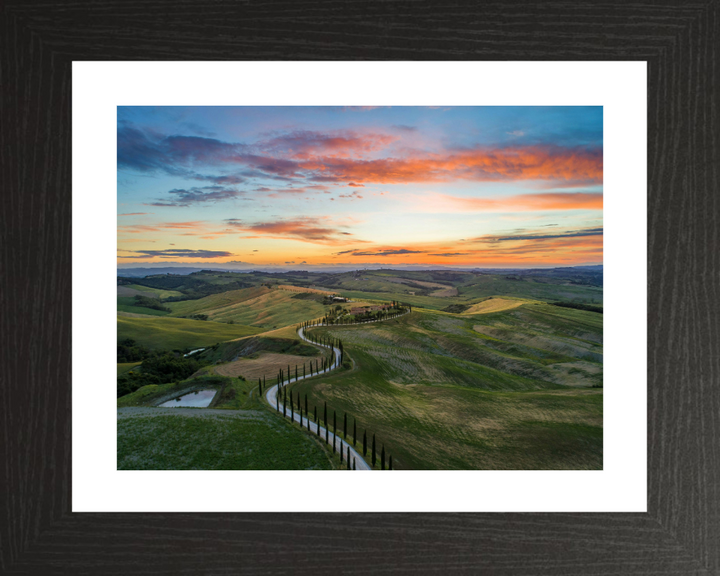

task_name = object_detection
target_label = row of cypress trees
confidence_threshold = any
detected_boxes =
[261,306,402,469]
[271,390,393,470]
[264,349,338,390]
[300,303,411,330]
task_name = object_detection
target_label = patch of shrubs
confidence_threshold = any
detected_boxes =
[117,351,205,398]
[292,291,325,302]
[551,301,603,314]
[117,338,152,363]
[442,304,470,314]
[133,295,170,312]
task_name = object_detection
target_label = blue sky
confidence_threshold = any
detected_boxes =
[117,106,602,268]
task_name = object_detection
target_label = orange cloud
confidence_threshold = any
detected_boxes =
[418,192,603,213]
[320,227,602,267]
[224,217,362,245]
[296,145,602,186]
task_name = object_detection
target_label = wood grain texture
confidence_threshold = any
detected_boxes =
[1,1,718,573]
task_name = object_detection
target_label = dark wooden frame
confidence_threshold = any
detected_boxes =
[2,1,718,574]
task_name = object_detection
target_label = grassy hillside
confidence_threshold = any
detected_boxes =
[119,267,602,311]
[297,269,602,308]
[462,297,525,314]
[167,286,328,328]
[118,284,184,300]
[118,408,334,470]
[288,305,602,470]
[117,315,263,351]
[453,275,603,305]
[117,296,171,316]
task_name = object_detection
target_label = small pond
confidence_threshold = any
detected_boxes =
[159,389,216,408]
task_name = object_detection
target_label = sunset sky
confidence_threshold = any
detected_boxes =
[117,106,602,269]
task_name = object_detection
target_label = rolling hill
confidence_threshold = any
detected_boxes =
[290,302,602,470]
[167,286,328,328]
[117,315,263,351]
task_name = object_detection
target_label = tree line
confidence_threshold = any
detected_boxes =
[300,302,411,329]
[551,301,603,314]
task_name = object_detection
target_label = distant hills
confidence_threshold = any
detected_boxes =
[118,264,603,278]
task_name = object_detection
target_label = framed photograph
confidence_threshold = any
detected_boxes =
[3,2,718,574]
[74,62,645,515]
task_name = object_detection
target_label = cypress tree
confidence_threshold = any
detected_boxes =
[314,405,317,424]
[344,413,347,439]
[288,365,291,382]
[258,378,261,395]
[363,431,367,456]
[381,445,385,470]
[389,455,393,470]
[352,458,356,470]
[353,419,357,446]
[325,423,329,444]
[295,366,298,381]
[290,392,294,421]
[372,434,376,467]
[346,447,350,469]
[324,402,327,427]
[283,387,287,417]
[339,440,343,462]
[276,393,279,412]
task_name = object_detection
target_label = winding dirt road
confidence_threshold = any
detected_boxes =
[264,311,409,471]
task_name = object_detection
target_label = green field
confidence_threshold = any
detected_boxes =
[117,409,334,470]
[167,286,328,328]
[117,315,263,351]
[289,305,603,470]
